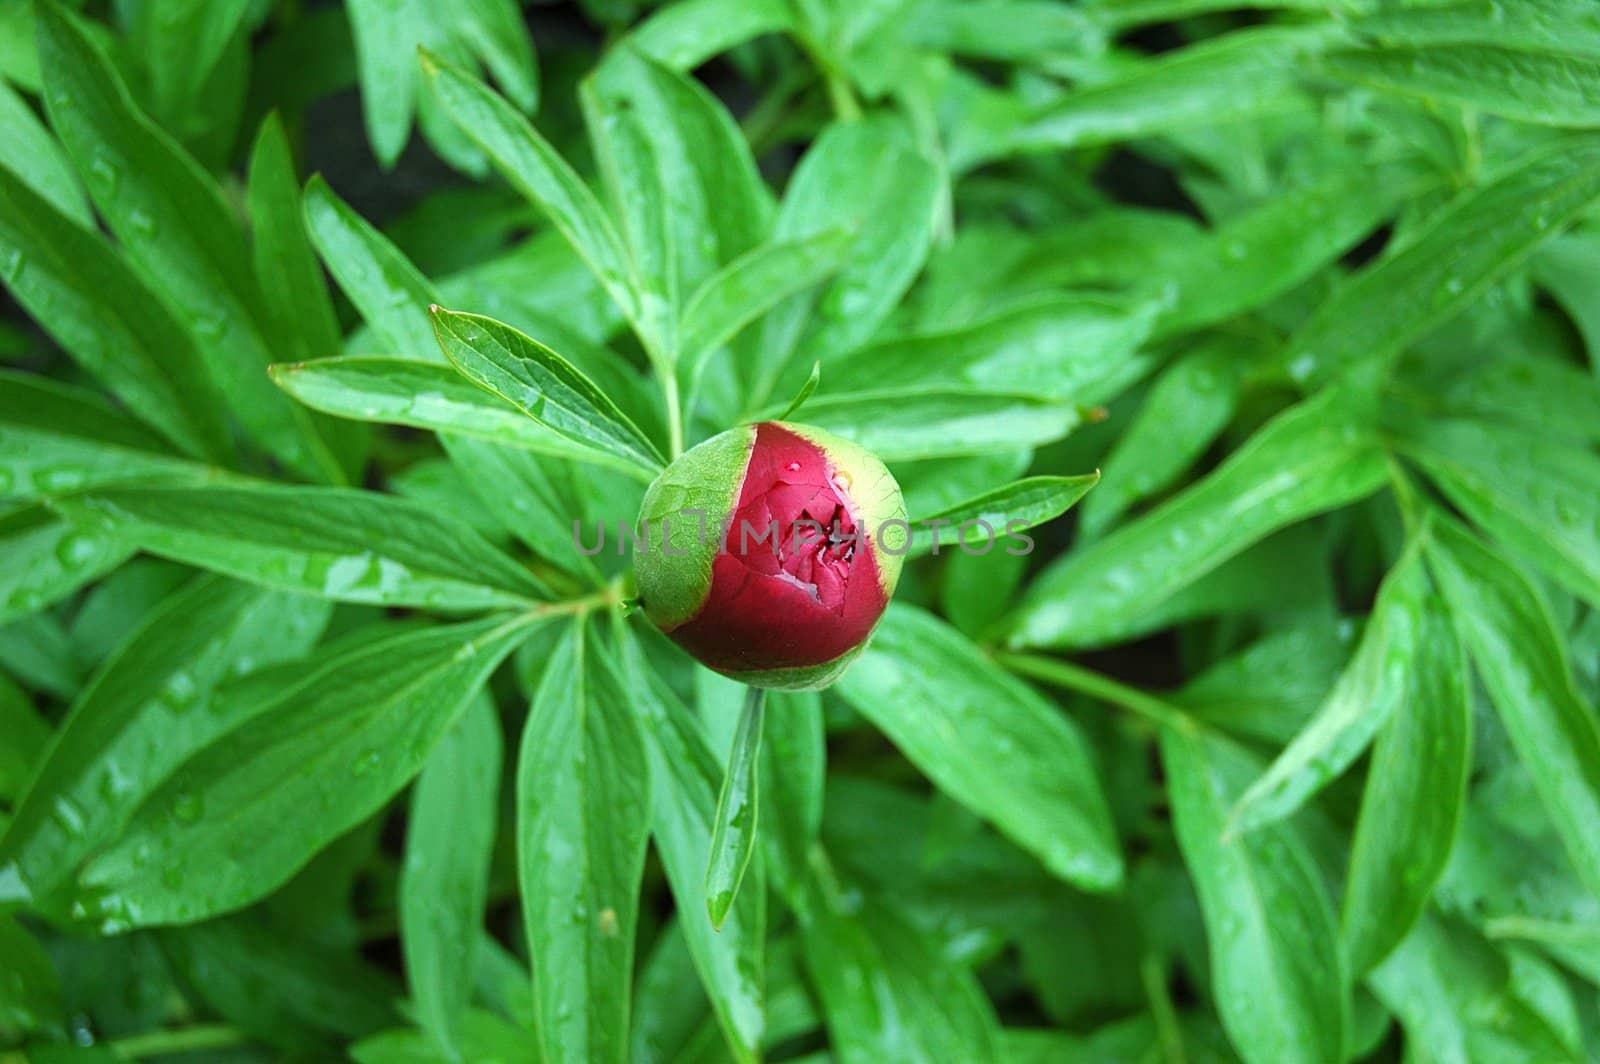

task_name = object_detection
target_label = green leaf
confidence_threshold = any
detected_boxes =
[588,47,772,329]
[0,673,48,803]
[160,913,398,1050]
[248,118,350,376]
[1006,388,1387,649]
[750,117,941,404]
[1289,135,1600,385]
[773,361,821,423]
[0,504,133,625]
[1228,543,1432,836]
[0,612,82,702]
[126,0,257,167]
[270,356,650,479]
[1432,351,1600,446]
[401,693,501,1057]
[439,434,636,585]
[792,390,1083,462]
[430,307,666,473]
[518,621,651,1064]
[1370,913,1584,1064]
[706,687,763,930]
[304,175,444,361]
[0,165,230,463]
[352,1011,542,1064]
[1338,0,1600,55]
[1157,170,1401,336]
[758,689,825,896]
[0,577,328,905]
[908,474,1099,558]
[625,0,793,70]
[828,294,1160,403]
[0,370,210,498]
[680,230,852,377]
[1079,341,1244,538]
[798,887,1001,1063]
[34,0,343,482]
[1425,517,1600,899]
[0,912,60,1039]
[585,95,679,369]
[77,613,540,928]
[617,623,765,1062]
[1342,568,1471,976]
[836,604,1123,891]
[904,0,1099,61]
[988,27,1331,166]
[1323,46,1600,128]
[0,73,91,225]
[346,0,534,169]
[51,482,546,610]
[421,52,637,321]
[1161,724,1347,1064]
[1399,417,1600,609]
[1082,0,1350,29]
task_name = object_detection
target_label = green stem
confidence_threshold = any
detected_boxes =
[110,1025,249,1059]
[795,34,860,122]
[663,370,685,459]
[997,652,1194,732]
[1141,955,1188,1064]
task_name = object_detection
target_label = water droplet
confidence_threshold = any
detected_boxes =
[0,247,23,282]
[128,208,158,238]
[89,155,121,192]
[38,466,88,493]
[54,531,99,568]
[172,791,203,823]
[351,749,381,777]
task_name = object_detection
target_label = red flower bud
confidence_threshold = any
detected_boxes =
[634,421,907,689]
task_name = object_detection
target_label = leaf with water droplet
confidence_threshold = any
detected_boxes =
[516,620,651,1064]
[705,686,764,930]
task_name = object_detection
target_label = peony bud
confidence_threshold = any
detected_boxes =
[634,421,907,690]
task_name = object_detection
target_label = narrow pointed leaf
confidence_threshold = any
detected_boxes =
[402,693,501,1057]
[618,624,765,1062]
[34,0,342,481]
[1162,724,1347,1064]
[1425,517,1600,898]
[1399,417,1600,609]
[0,165,230,463]
[431,307,665,473]
[706,687,764,929]
[77,614,540,928]
[1006,388,1386,649]
[518,622,651,1064]
[681,230,852,373]
[304,175,444,361]
[909,474,1098,558]
[1229,543,1430,836]
[837,604,1123,891]
[1290,135,1600,385]
[0,505,133,625]
[1342,572,1471,975]
[421,52,636,320]
[271,356,649,477]
[0,371,210,498]
[0,577,328,904]
[50,483,546,610]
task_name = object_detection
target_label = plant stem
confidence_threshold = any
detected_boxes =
[997,652,1195,733]
[663,370,685,459]
[110,1025,249,1059]
[533,585,624,620]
